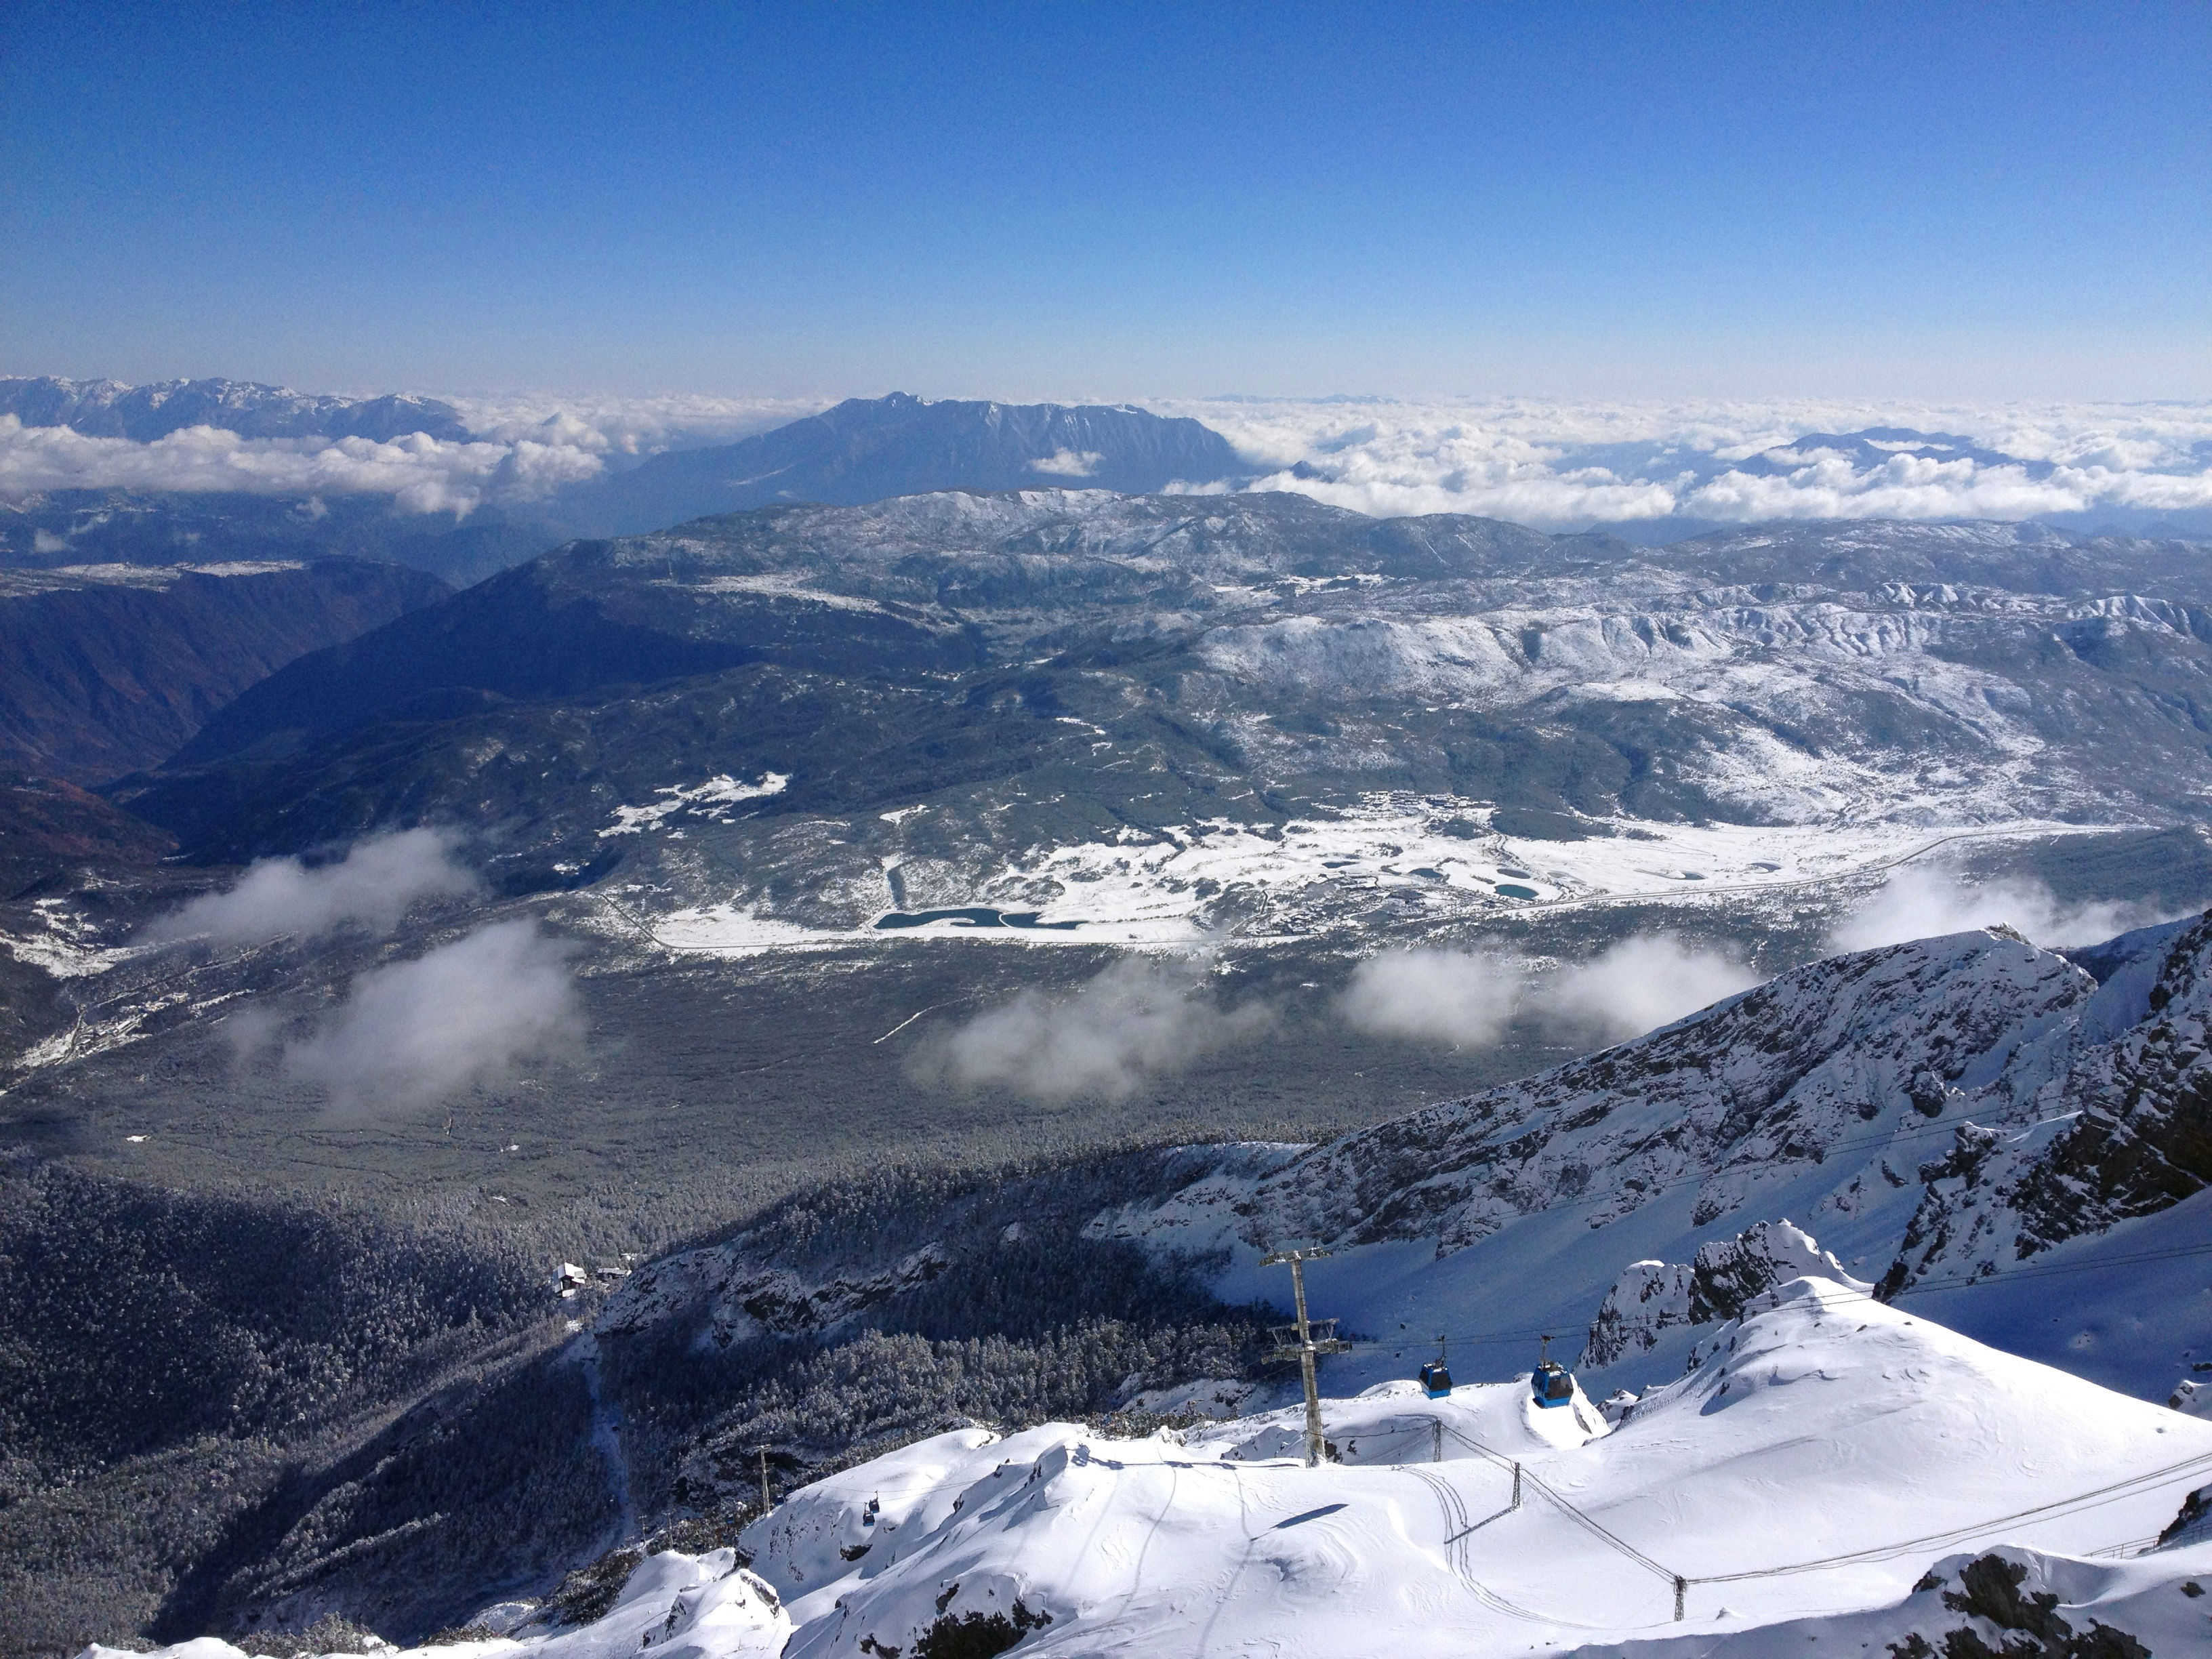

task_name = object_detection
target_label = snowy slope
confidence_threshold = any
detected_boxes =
[1574,1542,2212,1658]
[102,1282,2212,1659]
[78,1549,791,1659]
[1094,916,2212,1403]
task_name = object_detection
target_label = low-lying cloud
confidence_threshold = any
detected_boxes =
[1341,935,1758,1050]
[262,920,581,1112]
[146,827,480,946]
[1027,448,1103,477]
[920,955,1272,1102]
[1340,948,1519,1047]
[1830,865,2177,953]
[0,416,605,516]
[1534,935,1761,1044]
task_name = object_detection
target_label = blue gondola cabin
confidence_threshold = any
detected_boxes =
[1530,1359,1575,1408]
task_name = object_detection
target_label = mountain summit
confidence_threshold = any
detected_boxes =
[551,393,1248,533]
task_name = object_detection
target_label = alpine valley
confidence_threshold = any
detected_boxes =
[5,388,2212,1659]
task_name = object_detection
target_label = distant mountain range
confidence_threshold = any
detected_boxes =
[12,375,2212,1659]
[15,373,2208,552]
[0,489,562,588]
[10,483,2212,1652]
[0,375,473,444]
[1732,425,2032,476]
[0,382,1259,571]
[96,493,2212,941]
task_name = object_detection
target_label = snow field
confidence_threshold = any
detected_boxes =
[739,1278,2212,1656]
[599,774,791,838]
[615,796,2116,956]
[92,1279,2212,1658]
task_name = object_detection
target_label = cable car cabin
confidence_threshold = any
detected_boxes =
[1530,1360,1576,1408]
[1418,1360,1453,1399]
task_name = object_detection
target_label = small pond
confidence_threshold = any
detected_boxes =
[874,907,1084,931]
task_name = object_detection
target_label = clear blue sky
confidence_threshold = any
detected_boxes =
[3,2,2207,400]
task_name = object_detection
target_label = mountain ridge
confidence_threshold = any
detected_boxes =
[548,394,1250,533]
[0,376,473,444]
[0,558,450,785]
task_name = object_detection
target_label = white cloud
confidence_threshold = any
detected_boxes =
[0,416,604,516]
[144,827,480,945]
[273,920,581,1111]
[1337,935,1756,1050]
[918,955,1271,1102]
[1338,948,1520,1046]
[1829,865,2179,953]
[1532,934,1760,1045]
[1147,396,2212,529]
[1027,448,1104,477]
[13,384,2211,531]
[442,392,824,455]
[0,392,828,516]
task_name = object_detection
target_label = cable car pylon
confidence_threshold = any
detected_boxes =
[1263,1244,1351,1467]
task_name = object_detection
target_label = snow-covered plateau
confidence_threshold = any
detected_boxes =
[93,1280,2212,1658]
[621,802,2116,954]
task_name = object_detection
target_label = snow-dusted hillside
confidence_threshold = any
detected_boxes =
[111,492,2212,938]
[95,1281,2212,1659]
[1084,914,2212,1401]
[583,912,2211,1421]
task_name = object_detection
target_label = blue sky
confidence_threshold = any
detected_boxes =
[3,2,2207,398]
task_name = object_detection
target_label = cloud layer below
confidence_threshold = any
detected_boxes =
[1828,866,2179,953]
[7,386,2210,531]
[1340,936,1759,1051]
[1338,948,1519,1047]
[0,393,815,516]
[1159,396,2212,529]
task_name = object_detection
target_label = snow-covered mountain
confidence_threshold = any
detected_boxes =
[0,377,474,445]
[549,394,1250,534]
[27,914,2212,1655]
[1091,916,2212,1401]
[91,1279,2212,1658]
[18,496,2212,1656]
